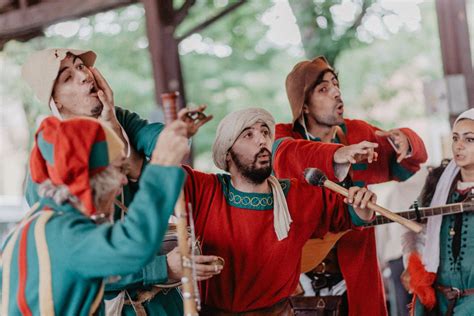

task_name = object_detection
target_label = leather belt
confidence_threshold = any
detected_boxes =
[123,287,162,316]
[435,284,474,316]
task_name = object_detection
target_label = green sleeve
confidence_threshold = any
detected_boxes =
[115,107,164,158]
[25,172,40,207]
[104,255,168,290]
[348,205,372,227]
[61,165,184,278]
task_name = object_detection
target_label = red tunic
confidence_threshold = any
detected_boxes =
[275,119,427,316]
[183,165,360,312]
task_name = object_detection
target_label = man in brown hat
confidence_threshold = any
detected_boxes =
[274,56,428,315]
[20,48,217,315]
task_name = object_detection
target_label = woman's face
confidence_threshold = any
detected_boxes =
[452,119,474,169]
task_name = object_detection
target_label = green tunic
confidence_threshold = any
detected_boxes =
[436,191,474,315]
[24,107,183,315]
[415,190,474,316]
[2,165,183,315]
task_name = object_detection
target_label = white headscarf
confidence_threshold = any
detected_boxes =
[212,108,293,240]
[422,108,474,272]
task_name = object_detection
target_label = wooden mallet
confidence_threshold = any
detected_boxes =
[304,168,423,233]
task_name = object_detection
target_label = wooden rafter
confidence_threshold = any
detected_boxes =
[0,0,137,39]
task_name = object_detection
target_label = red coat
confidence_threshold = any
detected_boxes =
[275,119,428,316]
[183,165,362,312]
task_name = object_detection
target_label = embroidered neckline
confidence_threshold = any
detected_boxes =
[217,174,290,210]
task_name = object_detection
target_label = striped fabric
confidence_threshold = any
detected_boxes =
[2,210,55,316]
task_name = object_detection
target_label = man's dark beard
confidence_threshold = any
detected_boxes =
[229,148,272,184]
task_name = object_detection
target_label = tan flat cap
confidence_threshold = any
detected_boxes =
[21,48,96,105]
[285,56,332,122]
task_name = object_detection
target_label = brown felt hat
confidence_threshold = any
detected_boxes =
[285,56,333,122]
[21,48,97,105]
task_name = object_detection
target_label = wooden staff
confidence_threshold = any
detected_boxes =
[161,92,199,315]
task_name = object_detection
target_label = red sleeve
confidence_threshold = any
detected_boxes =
[313,187,356,238]
[273,138,343,182]
[275,123,296,140]
[289,180,355,239]
[182,165,220,221]
[398,127,428,171]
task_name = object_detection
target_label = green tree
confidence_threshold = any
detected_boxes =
[288,0,418,65]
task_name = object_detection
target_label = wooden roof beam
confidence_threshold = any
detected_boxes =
[0,0,136,39]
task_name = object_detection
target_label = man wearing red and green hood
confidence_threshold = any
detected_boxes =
[20,48,216,315]
[1,116,189,315]
[274,56,428,315]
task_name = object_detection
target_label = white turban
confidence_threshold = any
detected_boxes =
[212,107,275,171]
[212,108,292,241]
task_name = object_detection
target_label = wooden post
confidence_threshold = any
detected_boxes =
[141,0,187,110]
[436,0,474,112]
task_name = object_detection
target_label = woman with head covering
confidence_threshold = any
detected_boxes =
[1,116,189,315]
[181,107,377,314]
[403,108,474,316]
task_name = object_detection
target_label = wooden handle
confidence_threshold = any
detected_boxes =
[162,91,180,125]
[324,180,423,233]
[174,192,198,315]
[161,91,199,315]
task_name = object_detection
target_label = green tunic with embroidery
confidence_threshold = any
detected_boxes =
[24,107,183,315]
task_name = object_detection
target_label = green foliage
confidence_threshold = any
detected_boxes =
[288,0,375,64]
[0,0,452,170]
[336,1,443,127]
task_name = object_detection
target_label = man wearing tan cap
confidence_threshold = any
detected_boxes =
[274,56,428,315]
[20,48,218,315]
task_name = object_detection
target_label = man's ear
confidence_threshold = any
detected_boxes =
[302,103,309,114]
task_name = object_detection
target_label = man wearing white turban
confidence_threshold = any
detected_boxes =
[402,108,474,316]
[182,107,378,315]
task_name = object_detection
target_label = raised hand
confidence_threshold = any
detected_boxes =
[375,129,411,163]
[177,105,213,138]
[90,67,119,128]
[333,141,379,164]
